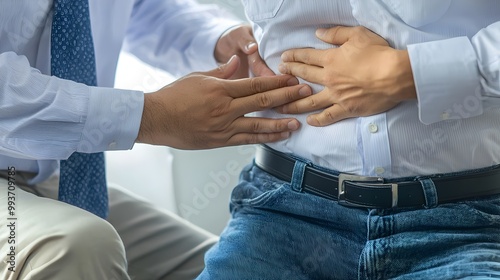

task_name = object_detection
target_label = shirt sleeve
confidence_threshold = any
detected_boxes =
[0,51,144,160]
[408,21,500,124]
[123,0,241,77]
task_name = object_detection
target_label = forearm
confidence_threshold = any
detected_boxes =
[0,52,144,160]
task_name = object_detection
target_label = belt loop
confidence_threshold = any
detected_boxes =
[291,160,308,193]
[420,178,438,208]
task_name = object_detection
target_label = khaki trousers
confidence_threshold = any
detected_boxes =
[0,172,217,280]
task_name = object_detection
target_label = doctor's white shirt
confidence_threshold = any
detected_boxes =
[0,0,238,183]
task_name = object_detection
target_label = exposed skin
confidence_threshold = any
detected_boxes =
[137,24,314,149]
[214,24,275,78]
[136,55,312,149]
[278,26,417,126]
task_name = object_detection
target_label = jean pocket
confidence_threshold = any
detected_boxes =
[230,166,287,208]
[241,0,284,21]
[461,193,500,221]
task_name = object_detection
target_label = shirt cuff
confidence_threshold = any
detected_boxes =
[186,19,242,71]
[408,36,482,125]
[77,87,144,153]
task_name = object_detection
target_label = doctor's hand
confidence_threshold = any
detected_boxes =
[136,55,311,150]
[278,26,417,127]
[215,25,274,79]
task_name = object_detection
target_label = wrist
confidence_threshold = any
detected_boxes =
[136,93,157,144]
[393,50,417,102]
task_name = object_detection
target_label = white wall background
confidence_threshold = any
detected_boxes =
[106,0,251,235]
[197,0,246,19]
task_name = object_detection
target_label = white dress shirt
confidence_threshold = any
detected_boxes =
[0,0,238,183]
[243,0,500,178]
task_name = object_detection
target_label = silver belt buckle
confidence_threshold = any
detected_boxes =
[338,174,399,208]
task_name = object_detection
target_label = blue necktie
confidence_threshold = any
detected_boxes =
[51,0,108,218]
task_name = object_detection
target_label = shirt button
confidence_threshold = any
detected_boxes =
[108,141,117,149]
[375,167,385,175]
[368,123,378,133]
[441,112,450,120]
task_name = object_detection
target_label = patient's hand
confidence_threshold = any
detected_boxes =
[215,25,274,79]
[278,26,417,126]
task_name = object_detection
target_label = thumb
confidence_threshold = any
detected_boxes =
[204,55,240,79]
[249,52,275,77]
[315,26,351,45]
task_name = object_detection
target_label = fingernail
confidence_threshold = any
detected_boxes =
[279,64,287,74]
[281,52,290,61]
[287,120,299,130]
[316,28,327,38]
[287,77,299,86]
[226,55,237,64]
[307,115,319,126]
[299,86,311,96]
[245,42,257,52]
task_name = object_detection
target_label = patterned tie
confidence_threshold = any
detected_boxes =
[51,0,108,218]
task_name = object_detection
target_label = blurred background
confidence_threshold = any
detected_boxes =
[106,0,250,235]
[197,0,246,19]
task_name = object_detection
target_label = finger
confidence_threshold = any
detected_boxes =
[231,26,275,77]
[249,52,275,77]
[226,74,300,98]
[278,62,323,83]
[202,55,240,79]
[231,83,312,116]
[233,25,257,54]
[210,117,300,147]
[221,116,301,146]
[281,48,327,66]
[244,42,258,53]
[230,117,300,134]
[277,91,333,114]
[307,105,350,126]
[315,26,355,45]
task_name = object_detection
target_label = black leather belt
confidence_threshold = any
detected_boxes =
[254,145,500,208]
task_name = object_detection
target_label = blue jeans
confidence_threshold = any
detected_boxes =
[197,161,500,280]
